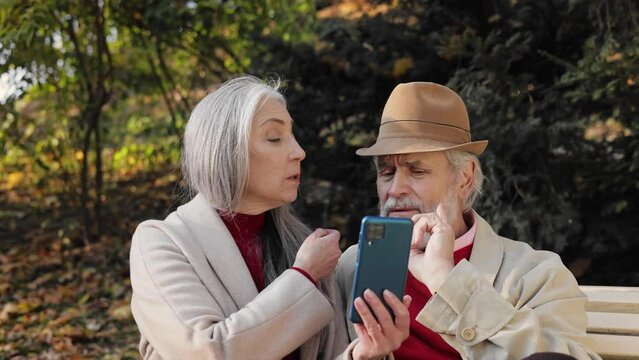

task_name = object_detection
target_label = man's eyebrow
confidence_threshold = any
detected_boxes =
[404,159,422,167]
[377,155,395,168]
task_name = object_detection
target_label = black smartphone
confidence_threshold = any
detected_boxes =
[349,216,413,323]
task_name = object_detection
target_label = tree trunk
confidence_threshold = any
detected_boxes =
[94,114,102,238]
[80,122,93,245]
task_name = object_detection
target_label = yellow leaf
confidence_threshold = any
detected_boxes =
[5,172,24,190]
[392,57,414,78]
[488,14,501,23]
[606,52,623,62]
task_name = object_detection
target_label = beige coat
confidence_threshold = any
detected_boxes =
[336,212,601,360]
[130,194,352,360]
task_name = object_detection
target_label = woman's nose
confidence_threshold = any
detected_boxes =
[290,138,306,161]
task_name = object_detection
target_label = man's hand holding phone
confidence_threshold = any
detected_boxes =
[352,289,411,360]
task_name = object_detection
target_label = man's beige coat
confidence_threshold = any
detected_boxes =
[337,212,601,360]
[130,194,351,359]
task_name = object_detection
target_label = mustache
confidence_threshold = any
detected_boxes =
[380,197,430,216]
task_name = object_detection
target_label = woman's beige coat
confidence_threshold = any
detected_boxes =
[130,194,351,360]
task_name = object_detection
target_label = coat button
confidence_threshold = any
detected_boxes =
[461,327,476,341]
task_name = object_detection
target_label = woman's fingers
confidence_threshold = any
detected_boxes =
[295,228,342,280]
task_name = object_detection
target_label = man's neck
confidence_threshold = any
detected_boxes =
[452,210,470,239]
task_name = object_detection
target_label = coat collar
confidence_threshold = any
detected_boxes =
[468,210,504,286]
[176,194,259,309]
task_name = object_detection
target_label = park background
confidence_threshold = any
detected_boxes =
[0,0,637,358]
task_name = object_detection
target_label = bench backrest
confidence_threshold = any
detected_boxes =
[580,285,639,359]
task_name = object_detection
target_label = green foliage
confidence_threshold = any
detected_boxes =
[0,0,315,198]
[249,0,638,284]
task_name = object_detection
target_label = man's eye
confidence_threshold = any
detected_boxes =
[411,169,430,177]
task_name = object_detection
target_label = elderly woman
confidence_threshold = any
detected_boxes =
[129,75,410,359]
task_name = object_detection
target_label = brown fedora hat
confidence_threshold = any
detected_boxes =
[356,82,488,156]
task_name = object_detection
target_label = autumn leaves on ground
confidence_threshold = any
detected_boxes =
[0,171,180,359]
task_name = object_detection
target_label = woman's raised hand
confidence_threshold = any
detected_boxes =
[293,228,341,281]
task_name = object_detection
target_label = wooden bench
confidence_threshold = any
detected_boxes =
[580,285,639,359]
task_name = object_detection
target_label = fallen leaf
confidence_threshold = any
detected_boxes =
[1,302,18,322]
[108,302,132,321]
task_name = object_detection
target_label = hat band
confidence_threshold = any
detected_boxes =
[378,120,471,144]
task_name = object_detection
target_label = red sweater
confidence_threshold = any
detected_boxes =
[220,211,266,290]
[219,211,300,360]
[393,243,474,360]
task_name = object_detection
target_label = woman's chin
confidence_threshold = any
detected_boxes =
[284,194,298,203]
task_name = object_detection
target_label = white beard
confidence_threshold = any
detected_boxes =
[379,187,460,250]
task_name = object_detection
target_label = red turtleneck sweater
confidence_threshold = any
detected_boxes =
[220,212,267,290]
[219,211,309,360]
[393,243,473,360]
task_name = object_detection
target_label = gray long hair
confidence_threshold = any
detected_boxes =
[181,75,332,346]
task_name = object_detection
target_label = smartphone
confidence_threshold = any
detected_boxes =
[349,216,413,323]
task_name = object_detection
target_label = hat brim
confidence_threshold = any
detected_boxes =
[356,138,488,157]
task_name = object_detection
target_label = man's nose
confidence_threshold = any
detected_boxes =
[387,171,409,198]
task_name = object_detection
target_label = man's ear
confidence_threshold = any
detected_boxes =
[457,159,476,200]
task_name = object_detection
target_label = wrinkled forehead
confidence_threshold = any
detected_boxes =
[253,98,291,125]
[375,152,448,168]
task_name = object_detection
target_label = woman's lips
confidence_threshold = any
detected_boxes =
[286,174,301,184]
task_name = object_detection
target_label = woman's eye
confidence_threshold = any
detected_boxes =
[268,138,281,143]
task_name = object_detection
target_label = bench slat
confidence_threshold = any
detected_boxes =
[581,286,639,314]
[587,312,639,336]
[584,333,639,359]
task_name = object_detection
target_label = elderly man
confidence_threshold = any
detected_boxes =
[336,82,600,359]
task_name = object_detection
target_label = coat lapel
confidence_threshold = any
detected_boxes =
[176,194,258,309]
[468,211,504,286]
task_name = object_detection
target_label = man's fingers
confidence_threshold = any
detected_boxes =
[354,296,376,331]
[402,294,412,308]
[382,290,410,329]
[411,213,441,247]
[411,215,429,247]
[355,293,386,341]
[364,290,394,330]
[352,322,372,345]
[436,203,450,226]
